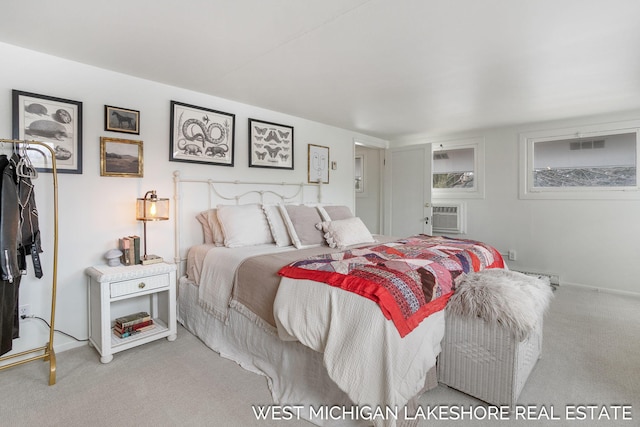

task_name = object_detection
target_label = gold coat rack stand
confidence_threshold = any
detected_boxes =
[0,138,59,385]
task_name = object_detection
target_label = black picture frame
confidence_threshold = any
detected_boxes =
[105,105,140,134]
[12,89,83,174]
[169,100,235,166]
[248,118,294,169]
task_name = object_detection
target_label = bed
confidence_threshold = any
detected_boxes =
[173,172,505,427]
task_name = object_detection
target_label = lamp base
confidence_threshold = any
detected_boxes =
[141,254,164,265]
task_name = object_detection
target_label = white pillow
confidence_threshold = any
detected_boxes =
[317,217,375,250]
[279,204,325,248]
[263,204,292,247]
[216,204,274,248]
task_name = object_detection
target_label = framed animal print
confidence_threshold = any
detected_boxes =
[170,100,235,166]
[248,118,294,170]
[12,89,83,174]
[105,105,140,134]
[100,137,143,177]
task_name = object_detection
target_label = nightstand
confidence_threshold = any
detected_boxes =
[86,262,177,363]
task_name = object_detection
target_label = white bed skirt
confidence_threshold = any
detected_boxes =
[178,276,373,426]
[178,277,436,427]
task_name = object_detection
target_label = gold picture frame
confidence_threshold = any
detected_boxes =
[100,137,143,177]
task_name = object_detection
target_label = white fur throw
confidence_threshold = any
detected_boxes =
[447,269,554,341]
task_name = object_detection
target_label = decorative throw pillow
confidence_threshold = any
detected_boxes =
[317,217,375,249]
[263,204,293,247]
[319,205,354,221]
[279,204,325,248]
[196,211,213,244]
[196,209,225,246]
[216,204,274,248]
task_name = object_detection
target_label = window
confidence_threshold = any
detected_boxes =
[432,137,484,199]
[520,122,640,199]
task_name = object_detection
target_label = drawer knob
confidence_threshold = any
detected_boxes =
[138,282,146,289]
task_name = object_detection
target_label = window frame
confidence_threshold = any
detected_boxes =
[431,137,485,199]
[519,121,640,200]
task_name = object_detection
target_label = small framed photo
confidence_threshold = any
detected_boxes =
[100,137,143,177]
[170,100,235,166]
[12,89,83,174]
[308,144,330,184]
[105,105,140,134]
[248,118,294,169]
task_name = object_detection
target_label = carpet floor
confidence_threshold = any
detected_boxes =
[1,284,638,427]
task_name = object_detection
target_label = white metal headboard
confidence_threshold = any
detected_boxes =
[172,170,322,275]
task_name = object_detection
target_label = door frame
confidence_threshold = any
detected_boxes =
[353,138,387,234]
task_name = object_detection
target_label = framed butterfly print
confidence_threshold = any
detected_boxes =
[248,118,294,169]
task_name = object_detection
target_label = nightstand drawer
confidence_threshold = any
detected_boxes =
[110,274,169,298]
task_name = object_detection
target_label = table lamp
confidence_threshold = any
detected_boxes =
[136,190,169,264]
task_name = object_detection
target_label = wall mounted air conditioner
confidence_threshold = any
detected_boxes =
[432,202,465,234]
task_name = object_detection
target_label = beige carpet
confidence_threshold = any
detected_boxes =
[1,285,638,427]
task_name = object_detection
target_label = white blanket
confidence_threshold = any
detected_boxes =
[194,244,295,321]
[275,277,445,427]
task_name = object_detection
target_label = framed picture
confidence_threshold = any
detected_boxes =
[308,144,330,184]
[248,118,294,169]
[100,137,143,177]
[105,105,140,134]
[12,89,83,174]
[170,100,235,166]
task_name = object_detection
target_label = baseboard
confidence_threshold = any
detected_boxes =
[562,282,640,298]
[54,339,87,354]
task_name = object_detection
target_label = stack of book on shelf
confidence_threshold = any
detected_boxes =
[113,311,155,338]
[119,235,141,266]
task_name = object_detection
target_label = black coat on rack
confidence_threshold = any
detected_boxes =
[0,138,58,385]
[0,151,43,355]
[0,154,20,355]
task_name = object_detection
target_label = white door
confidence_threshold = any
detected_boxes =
[386,144,432,237]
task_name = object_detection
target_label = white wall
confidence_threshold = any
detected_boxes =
[534,133,635,168]
[0,42,386,359]
[393,111,640,295]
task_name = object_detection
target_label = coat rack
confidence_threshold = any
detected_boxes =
[0,138,59,385]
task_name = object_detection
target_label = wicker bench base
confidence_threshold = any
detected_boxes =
[438,311,543,408]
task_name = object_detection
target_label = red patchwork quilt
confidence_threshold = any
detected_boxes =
[278,234,505,337]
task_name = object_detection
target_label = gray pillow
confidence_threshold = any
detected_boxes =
[321,205,354,221]
[280,205,325,248]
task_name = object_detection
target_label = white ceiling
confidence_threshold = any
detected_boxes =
[3,0,640,141]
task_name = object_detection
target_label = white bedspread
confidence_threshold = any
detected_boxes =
[274,277,445,427]
[188,242,446,427]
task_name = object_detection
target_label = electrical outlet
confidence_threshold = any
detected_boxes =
[19,304,30,319]
[508,250,517,261]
